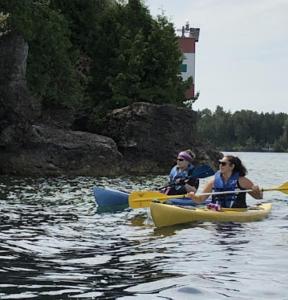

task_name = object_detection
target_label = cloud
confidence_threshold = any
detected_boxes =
[145,0,288,112]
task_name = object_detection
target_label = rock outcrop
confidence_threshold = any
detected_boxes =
[0,32,39,147]
[0,32,221,176]
[101,102,220,174]
[0,32,123,176]
[0,124,122,176]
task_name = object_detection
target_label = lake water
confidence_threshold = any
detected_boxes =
[0,152,287,299]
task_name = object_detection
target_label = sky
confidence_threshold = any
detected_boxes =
[144,0,288,113]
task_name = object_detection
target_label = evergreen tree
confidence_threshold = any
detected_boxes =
[88,0,189,111]
[0,0,83,108]
[1,0,195,117]
[197,106,288,152]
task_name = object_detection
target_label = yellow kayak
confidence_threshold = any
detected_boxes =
[150,202,272,228]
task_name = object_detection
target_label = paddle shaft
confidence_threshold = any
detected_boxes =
[131,189,253,204]
[132,188,268,203]
[263,187,288,192]
[195,186,288,197]
[198,189,252,197]
[129,181,288,208]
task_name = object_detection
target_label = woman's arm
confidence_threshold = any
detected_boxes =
[239,176,263,199]
[188,179,214,203]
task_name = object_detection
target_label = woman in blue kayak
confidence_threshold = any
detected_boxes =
[164,149,199,195]
[188,155,263,208]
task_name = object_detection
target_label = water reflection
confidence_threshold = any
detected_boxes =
[152,222,209,238]
[210,223,250,261]
[213,223,249,242]
[96,205,129,214]
[129,214,149,227]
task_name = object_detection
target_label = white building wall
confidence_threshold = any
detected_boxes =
[181,53,195,82]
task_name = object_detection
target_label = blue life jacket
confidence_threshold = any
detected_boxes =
[165,164,199,195]
[169,164,194,183]
[212,171,246,208]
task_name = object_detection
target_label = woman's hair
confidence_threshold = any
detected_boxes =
[226,155,247,176]
[185,149,195,160]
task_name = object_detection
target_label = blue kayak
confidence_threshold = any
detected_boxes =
[93,187,210,208]
[93,187,129,207]
[93,165,215,208]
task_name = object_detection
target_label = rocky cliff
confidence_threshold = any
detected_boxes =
[0,32,221,176]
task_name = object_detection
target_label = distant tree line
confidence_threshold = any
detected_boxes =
[0,0,191,121]
[197,106,288,152]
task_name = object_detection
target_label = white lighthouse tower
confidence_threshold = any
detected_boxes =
[177,23,200,99]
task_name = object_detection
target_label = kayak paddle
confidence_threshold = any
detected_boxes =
[129,191,190,209]
[129,181,288,209]
[194,181,288,197]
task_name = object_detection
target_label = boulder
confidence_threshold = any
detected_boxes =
[0,125,122,176]
[101,102,221,174]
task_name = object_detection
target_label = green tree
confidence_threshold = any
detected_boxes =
[0,0,83,107]
[197,106,288,152]
[1,0,194,118]
[88,0,189,111]
[197,108,215,144]
[274,118,288,151]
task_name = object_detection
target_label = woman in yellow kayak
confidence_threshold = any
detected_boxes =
[164,149,199,195]
[188,155,263,208]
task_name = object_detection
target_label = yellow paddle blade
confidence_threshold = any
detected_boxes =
[128,191,188,209]
[263,181,288,194]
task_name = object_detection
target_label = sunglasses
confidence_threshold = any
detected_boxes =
[177,158,184,162]
[219,161,228,166]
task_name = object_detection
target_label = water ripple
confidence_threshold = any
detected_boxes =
[0,153,288,299]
